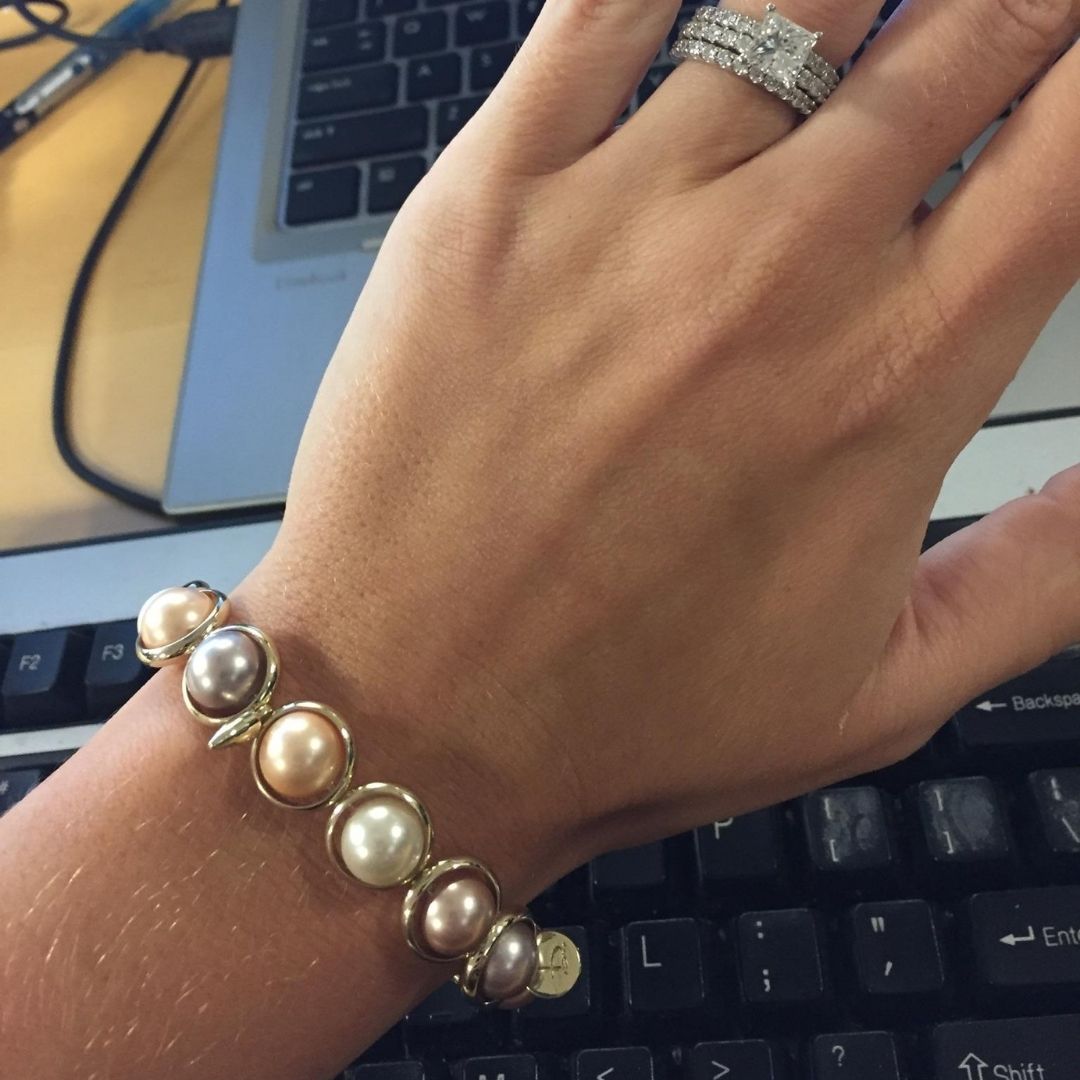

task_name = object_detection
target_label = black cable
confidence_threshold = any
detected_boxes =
[50,59,203,518]
[0,0,68,51]
[6,0,139,49]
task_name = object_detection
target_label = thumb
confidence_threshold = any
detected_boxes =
[852,464,1080,764]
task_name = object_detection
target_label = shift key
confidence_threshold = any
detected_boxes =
[933,1014,1080,1079]
[970,887,1080,991]
[293,106,428,167]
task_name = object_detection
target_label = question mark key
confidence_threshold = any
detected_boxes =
[812,1032,902,1078]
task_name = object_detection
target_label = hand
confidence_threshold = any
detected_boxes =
[251,0,1080,889]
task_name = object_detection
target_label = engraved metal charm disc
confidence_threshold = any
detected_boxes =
[528,930,581,999]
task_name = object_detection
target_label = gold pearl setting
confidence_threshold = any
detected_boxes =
[135,582,580,1009]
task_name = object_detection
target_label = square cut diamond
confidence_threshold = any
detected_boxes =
[745,10,816,90]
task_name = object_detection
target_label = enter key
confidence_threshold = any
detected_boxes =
[970,887,1080,992]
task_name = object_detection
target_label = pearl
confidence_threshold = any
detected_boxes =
[137,586,213,649]
[479,921,539,1003]
[420,872,497,958]
[337,794,427,887]
[184,629,266,718]
[256,710,348,807]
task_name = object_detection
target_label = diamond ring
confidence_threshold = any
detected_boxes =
[671,4,840,116]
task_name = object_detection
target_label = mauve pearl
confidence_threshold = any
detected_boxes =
[479,921,539,1003]
[338,795,427,886]
[138,586,213,649]
[420,873,497,958]
[184,629,266,718]
[257,711,347,806]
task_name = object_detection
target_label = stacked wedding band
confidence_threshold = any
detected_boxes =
[135,582,581,1008]
[672,3,839,115]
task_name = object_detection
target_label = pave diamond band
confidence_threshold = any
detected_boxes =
[671,3,840,116]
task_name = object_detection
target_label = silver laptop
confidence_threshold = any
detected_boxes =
[163,0,1080,518]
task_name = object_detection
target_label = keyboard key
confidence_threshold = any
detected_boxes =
[689,1040,785,1080]
[368,156,425,213]
[573,1048,652,1080]
[393,12,447,57]
[850,900,944,999]
[435,95,485,145]
[590,842,665,901]
[406,978,482,1026]
[407,54,461,100]
[516,0,541,34]
[0,768,42,815]
[345,1065,423,1080]
[298,65,398,118]
[637,65,673,106]
[470,42,517,91]
[456,0,511,45]
[932,1014,1080,1079]
[85,620,145,718]
[952,655,1080,765]
[368,0,417,15]
[737,908,827,1005]
[1030,769,1080,861]
[309,0,359,27]
[621,918,705,1014]
[304,22,387,70]
[694,811,783,892]
[802,786,894,873]
[293,107,429,166]
[915,776,1012,864]
[2,629,89,728]
[812,1032,900,1079]
[459,1057,537,1080]
[286,167,361,225]
[970,887,1080,992]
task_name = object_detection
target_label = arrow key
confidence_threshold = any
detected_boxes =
[689,1040,787,1080]
[573,1048,652,1080]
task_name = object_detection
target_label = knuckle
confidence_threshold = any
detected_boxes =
[983,0,1074,57]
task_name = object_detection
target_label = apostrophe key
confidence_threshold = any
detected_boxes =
[849,900,945,1005]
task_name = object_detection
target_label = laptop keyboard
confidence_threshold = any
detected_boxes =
[3,611,1080,1077]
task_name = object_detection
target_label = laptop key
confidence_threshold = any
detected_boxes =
[435,95,486,145]
[293,107,429,166]
[85,620,145,718]
[456,1,511,46]
[689,1041,786,1080]
[304,22,387,71]
[368,156,425,213]
[737,908,828,1005]
[0,768,43,815]
[393,12,448,58]
[970,887,1080,992]
[407,54,461,100]
[932,1014,1080,1079]
[298,65,398,118]
[368,0,418,15]
[458,1056,537,1080]
[516,0,542,34]
[694,810,783,893]
[308,0,359,27]
[470,43,517,91]
[573,1048,652,1080]
[621,918,706,1014]
[345,1065,423,1080]
[2,629,89,728]
[850,899,945,999]
[812,1032,900,1079]
[286,167,360,225]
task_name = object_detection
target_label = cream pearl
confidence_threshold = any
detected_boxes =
[337,794,427,886]
[420,873,497,958]
[137,586,213,649]
[184,629,266,718]
[479,920,539,1003]
[256,710,347,807]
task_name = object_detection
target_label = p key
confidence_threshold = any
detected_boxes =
[694,810,783,892]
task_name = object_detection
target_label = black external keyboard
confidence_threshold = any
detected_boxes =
[3,612,1080,1077]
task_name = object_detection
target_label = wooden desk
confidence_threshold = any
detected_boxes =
[0,1,229,550]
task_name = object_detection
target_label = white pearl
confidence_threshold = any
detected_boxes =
[338,794,428,888]
[138,586,213,649]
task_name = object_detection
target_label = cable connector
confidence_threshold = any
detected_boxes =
[139,6,237,59]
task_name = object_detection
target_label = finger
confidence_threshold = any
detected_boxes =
[621,0,882,184]
[916,40,1080,338]
[851,465,1080,766]
[465,0,681,173]
[792,0,1080,217]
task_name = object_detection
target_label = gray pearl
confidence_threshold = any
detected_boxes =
[185,629,266,718]
[479,921,538,1003]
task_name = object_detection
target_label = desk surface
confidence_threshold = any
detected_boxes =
[0,1,229,552]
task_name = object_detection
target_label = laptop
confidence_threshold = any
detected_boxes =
[161,0,1080,516]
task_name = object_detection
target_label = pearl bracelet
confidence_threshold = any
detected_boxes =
[135,581,581,1009]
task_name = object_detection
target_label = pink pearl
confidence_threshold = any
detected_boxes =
[479,921,538,1002]
[420,872,497,958]
[256,711,347,806]
[138,586,213,649]
[184,628,266,718]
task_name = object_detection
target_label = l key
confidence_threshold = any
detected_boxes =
[620,918,705,1013]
